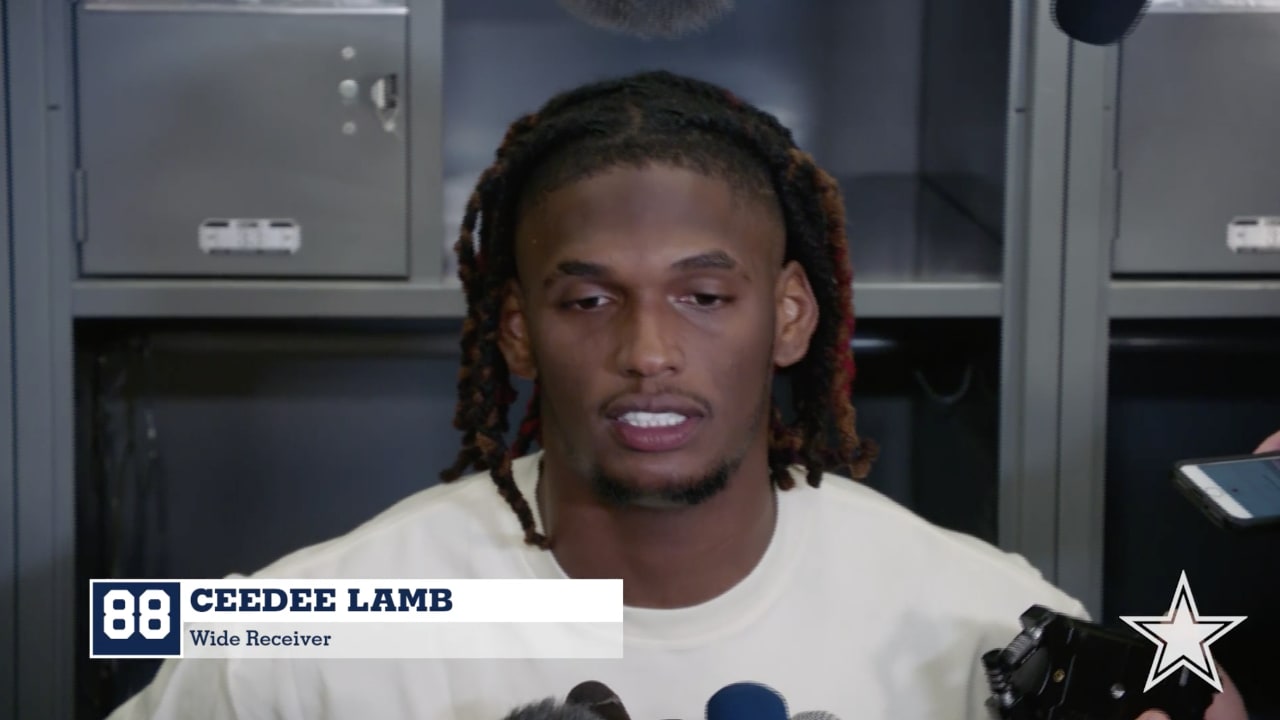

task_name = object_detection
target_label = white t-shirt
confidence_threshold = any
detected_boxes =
[106,451,1088,720]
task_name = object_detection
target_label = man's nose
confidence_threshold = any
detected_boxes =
[615,300,683,378]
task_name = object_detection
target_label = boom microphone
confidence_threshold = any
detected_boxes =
[706,682,790,720]
[566,680,632,720]
[1053,0,1151,45]
[502,698,606,720]
[555,0,736,39]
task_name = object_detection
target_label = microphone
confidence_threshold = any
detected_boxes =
[1053,0,1151,45]
[706,682,789,720]
[502,698,606,720]
[792,714,842,720]
[555,0,736,40]
[566,680,632,720]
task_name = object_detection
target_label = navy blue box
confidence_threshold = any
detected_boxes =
[90,581,183,658]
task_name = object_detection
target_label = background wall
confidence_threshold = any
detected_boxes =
[3,1,1279,719]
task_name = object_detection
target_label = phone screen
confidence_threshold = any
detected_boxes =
[1190,455,1280,520]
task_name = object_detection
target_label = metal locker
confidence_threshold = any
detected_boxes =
[1116,11,1280,275]
[75,0,416,278]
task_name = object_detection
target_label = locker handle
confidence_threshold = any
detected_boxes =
[370,74,400,132]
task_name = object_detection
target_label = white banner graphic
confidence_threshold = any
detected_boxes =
[90,579,624,660]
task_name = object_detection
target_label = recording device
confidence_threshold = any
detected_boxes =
[503,680,632,720]
[1174,450,1280,532]
[706,682,790,720]
[1053,0,1151,45]
[502,698,607,720]
[554,0,1149,46]
[566,680,633,720]
[703,683,843,720]
[983,605,1217,720]
[555,0,735,39]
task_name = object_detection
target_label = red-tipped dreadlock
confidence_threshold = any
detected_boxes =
[440,70,878,548]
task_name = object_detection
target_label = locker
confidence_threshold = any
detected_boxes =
[76,1,417,278]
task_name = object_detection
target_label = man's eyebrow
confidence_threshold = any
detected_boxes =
[671,251,738,272]
[542,252,740,287]
[544,260,608,287]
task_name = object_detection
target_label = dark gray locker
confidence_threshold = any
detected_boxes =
[76,2,416,278]
[440,0,1010,285]
[1115,12,1280,275]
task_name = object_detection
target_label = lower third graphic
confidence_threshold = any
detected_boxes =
[91,581,184,658]
[1120,571,1246,693]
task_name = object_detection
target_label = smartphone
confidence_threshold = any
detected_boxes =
[1173,450,1280,531]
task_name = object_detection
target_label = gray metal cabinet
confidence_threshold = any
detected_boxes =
[1115,11,1280,275]
[76,2,417,278]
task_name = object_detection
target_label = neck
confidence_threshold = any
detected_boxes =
[536,451,777,610]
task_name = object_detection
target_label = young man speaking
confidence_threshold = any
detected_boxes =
[106,70,1248,720]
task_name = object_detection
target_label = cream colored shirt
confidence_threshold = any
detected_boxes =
[107,452,1088,720]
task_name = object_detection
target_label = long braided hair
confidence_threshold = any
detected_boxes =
[440,70,878,548]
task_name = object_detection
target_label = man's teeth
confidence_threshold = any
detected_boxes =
[619,411,688,428]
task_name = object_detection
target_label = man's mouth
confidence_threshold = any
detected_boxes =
[617,411,689,428]
[602,394,708,452]
[607,412,703,452]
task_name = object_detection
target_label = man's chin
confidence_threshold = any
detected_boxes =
[590,463,731,509]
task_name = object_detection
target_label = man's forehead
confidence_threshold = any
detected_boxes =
[513,164,786,268]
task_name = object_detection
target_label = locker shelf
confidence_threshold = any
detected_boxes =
[1109,280,1280,319]
[73,178,1003,319]
[72,278,1003,320]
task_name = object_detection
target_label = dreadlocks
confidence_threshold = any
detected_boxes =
[440,70,878,548]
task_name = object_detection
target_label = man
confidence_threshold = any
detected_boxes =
[106,70,1247,720]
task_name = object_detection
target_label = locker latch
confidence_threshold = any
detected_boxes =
[371,74,400,132]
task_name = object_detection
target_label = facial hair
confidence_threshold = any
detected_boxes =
[589,370,773,509]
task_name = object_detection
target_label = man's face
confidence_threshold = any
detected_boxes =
[499,163,817,507]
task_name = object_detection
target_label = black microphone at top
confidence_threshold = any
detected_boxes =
[501,680,631,720]
[501,698,606,720]
[1053,0,1151,45]
[566,680,632,720]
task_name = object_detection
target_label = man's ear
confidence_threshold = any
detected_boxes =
[773,261,819,368]
[497,281,537,380]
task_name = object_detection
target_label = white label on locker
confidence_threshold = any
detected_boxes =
[199,219,301,255]
[1226,217,1280,253]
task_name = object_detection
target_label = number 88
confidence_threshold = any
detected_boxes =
[103,589,171,640]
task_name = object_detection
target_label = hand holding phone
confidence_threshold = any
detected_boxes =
[1255,428,1280,454]
[1173,450,1280,532]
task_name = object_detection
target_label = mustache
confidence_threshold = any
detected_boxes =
[598,387,713,416]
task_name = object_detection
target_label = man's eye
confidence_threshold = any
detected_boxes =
[684,294,728,307]
[564,296,609,310]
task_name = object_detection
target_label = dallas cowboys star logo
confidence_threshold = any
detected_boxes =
[1120,571,1246,693]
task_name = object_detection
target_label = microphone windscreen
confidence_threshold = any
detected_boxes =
[566,680,632,720]
[503,698,606,720]
[1053,0,1150,45]
[706,682,789,720]
[555,0,735,39]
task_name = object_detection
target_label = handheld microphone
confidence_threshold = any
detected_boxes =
[706,682,790,720]
[501,698,606,720]
[1053,0,1151,45]
[566,680,632,720]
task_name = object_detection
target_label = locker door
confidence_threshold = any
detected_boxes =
[76,2,414,278]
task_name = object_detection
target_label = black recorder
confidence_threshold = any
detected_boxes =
[983,605,1217,720]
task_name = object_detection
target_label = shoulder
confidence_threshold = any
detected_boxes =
[803,468,1089,621]
[250,458,532,580]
